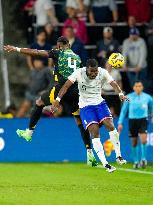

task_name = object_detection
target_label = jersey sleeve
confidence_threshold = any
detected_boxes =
[103,69,114,84]
[148,95,153,117]
[48,49,59,60]
[68,69,80,83]
[118,99,129,124]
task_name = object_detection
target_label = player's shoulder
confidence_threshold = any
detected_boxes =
[80,67,86,72]
[98,67,106,72]
[142,92,152,99]
[98,67,109,75]
[127,92,135,98]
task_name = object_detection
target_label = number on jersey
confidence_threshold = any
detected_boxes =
[68,57,77,70]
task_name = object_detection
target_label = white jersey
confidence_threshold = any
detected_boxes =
[68,67,114,108]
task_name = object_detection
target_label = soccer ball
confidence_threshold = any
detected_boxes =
[108,53,125,69]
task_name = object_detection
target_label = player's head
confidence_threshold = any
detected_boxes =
[133,80,143,94]
[57,36,70,49]
[86,59,98,79]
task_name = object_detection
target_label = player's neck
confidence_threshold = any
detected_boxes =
[37,40,45,46]
[135,92,142,95]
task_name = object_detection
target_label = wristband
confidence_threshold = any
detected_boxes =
[16,47,21,52]
[119,92,124,97]
[56,96,61,102]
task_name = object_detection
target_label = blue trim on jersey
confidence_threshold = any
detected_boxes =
[80,101,112,129]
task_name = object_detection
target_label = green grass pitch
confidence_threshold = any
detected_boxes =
[0,163,153,205]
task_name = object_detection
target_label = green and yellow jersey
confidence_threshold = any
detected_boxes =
[48,48,81,80]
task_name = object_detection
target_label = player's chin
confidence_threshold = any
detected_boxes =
[89,76,96,79]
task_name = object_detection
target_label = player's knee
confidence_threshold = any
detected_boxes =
[106,123,115,132]
[88,124,99,138]
[103,119,115,132]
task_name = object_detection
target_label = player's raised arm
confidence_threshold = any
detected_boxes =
[51,68,79,112]
[3,45,49,57]
[51,80,73,112]
[110,80,129,102]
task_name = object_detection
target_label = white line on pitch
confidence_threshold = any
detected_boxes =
[97,165,153,175]
[116,167,153,175]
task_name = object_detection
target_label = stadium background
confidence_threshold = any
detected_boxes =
[0,1,153,205]
[0,0,153,163]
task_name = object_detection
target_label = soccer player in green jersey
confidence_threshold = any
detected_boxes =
[4,36,97,166]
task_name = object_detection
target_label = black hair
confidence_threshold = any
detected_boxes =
[57,36,69,45]
[36,28,46,36]
[134,80,143,85]
[86,59,98,68]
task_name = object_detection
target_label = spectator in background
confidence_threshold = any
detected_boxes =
[125,0,151,23]
[146,19,153,80]
[63,7,88,44]
[34,0,58,27]
[122,27,147,89]
[96,27,120,66]
[17,58,53,117]
[102,62,122,117]
[89,0,118,24]
[128,16,137,29]
[21,0,37,44]
[66,0,90,22]
[63,26,88,65]
[0,104,17,118]
[44,23,59,46]
[27,29,52,70]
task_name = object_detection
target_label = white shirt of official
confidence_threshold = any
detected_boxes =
[68,67,114,108]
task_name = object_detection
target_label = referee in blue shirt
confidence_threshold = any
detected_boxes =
[118,81,153,168]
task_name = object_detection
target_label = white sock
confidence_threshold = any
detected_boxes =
[109,129,121,158]
[87,149,93,155]
[92,138,108,166]
[27,129,33,136]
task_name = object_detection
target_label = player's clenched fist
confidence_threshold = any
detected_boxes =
[51,100,60,113]
[119,93,129,102]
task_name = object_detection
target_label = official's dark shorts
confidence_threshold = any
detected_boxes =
[129,118,148,138]
[41,78,79,116]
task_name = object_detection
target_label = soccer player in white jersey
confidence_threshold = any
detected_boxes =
[52,59,128,172]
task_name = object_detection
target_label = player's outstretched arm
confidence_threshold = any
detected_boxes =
[3,45,49,57]
[51,80,73,112]
[110,80,129,102]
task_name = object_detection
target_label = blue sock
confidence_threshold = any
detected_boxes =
[132,146,139,163]
[141,143,147,160]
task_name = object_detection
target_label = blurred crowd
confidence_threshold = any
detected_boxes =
[1,0,153,118]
